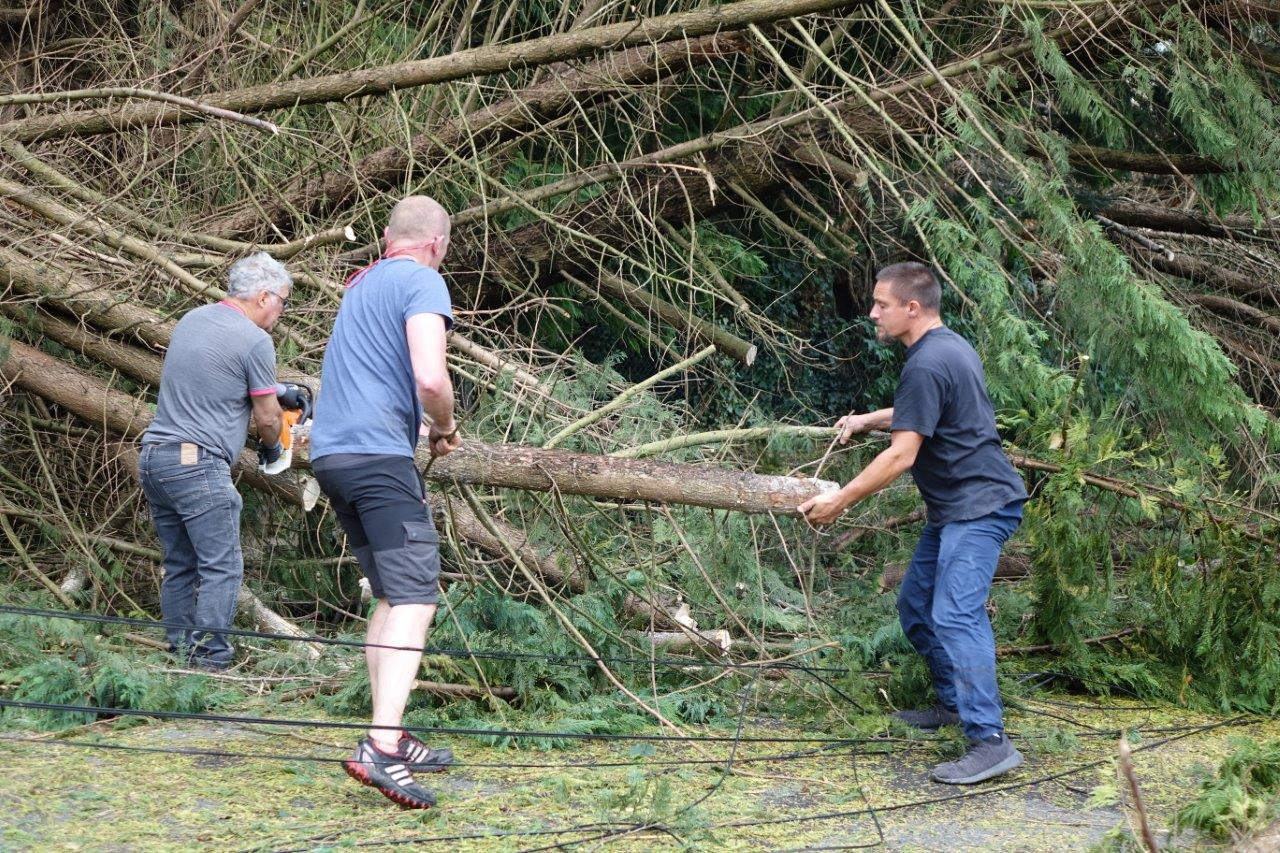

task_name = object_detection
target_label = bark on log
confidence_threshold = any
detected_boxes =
[1,282,833,512]
[413,679,516,701]
[1184,293,1280,336]
[1142,249,1280,307]
[208,32,749,238]
[0,245,175,349]
[1064,144,1238,175]
[0,0,862,142]
[237,586,323,659]
[879,552,1030,592]
[1098,200,1280,241]
[422,442,835,514]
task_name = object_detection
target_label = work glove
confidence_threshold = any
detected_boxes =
[275,382,308,411]
[258,438,284,466]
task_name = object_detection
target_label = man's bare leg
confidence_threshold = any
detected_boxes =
[367,602,436,752]
[365,599,391,701]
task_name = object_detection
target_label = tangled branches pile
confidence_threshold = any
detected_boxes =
[2,0,1280,719]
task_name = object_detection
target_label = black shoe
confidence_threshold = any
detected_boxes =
[343,738,437,809]
[893,705,961,731]
[398,730,454,774]
[931,733,1023,784]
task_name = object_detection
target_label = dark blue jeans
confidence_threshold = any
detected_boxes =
[138,443,244,668]
[897,500,1023,740]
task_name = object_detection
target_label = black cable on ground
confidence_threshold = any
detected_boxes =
[710,714,1255,832]
[277,715,1257,852]
[260,822,640,853]
[0,603,854,675]
[0,698,867,745]
[0,733,874,770]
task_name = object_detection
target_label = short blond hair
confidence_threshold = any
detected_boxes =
[386,195,450,243]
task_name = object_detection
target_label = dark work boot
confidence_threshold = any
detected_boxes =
[930,733,1023,784]
[892,704,961,731]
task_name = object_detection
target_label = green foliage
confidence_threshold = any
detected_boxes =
[0,605,225,731]
[1174,738,1280,839]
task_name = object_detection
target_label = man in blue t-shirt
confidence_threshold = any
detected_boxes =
[310,196,461,809]
[799,262,1028,785]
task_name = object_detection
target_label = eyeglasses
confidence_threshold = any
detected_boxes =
[268,292,291,311]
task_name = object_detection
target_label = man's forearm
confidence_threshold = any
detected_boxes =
[420,380,456,431]
[864,407,894,431]
[837,442,912,507]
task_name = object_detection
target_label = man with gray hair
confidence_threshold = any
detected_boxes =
[139,252,292,670]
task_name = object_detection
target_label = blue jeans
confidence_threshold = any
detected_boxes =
[897,501,1023,740]
[138,443,244,668]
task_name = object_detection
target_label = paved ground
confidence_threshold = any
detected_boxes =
[0,696,1271,851]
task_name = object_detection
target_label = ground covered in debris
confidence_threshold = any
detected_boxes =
[2,697,1275,851]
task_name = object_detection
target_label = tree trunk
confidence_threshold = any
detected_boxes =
[413,680,516,701]
[1,246,175,350]
[207,32,749,238]
[0,331,836,514]
[1098,199,1280,240]
[1064,144,1235,175]
[421,442,834,513]
[0,0,862,142]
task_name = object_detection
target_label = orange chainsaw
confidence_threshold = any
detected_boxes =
[258,382,313,475]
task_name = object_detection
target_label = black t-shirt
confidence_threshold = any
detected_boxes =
[890,327,1027,524]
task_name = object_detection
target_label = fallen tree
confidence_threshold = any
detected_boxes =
[0,0,863,142]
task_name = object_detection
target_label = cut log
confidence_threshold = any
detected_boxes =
[422,442,835,514]
[0,0,863,142]
[0,305,835,513]
[237,586,323,659]
[641,629,732,654]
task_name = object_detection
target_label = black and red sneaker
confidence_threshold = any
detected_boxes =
[343,738,437,809]
[398,730,454,774]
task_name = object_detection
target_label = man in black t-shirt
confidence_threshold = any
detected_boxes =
[799,262,1028,785]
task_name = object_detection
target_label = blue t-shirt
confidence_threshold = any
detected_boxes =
[890,327,1027,524]
[310,258,453,460]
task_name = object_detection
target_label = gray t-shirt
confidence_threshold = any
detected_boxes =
[891,326,1027,524]
[143,302,277,462]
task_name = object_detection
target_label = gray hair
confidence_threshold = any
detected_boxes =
[226,252,291,299]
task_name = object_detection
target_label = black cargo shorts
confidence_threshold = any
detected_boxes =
[311,453,441,605]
